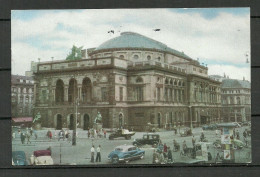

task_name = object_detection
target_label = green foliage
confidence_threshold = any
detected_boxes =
[66,45,83,60]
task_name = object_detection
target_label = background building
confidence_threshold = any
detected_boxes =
[33,32,221,131]
[210,75,251,122]
[11,75,34,118]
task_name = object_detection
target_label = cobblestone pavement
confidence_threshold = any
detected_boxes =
[12,125,251,165]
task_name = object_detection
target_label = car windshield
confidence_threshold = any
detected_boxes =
[115,148,123,152]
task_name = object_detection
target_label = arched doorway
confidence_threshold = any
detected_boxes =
[83,114,90,130]
[56,114,62,130]
[68,79,78,103]
[119,113,123,128]
[55,79,64,103]
[157,113,161,128]
[69,114,75,130]
[82,78,92,103]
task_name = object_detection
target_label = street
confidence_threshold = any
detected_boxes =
[12,126,251,165]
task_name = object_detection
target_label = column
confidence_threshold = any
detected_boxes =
[78,86,82,101]
[52,87,56,102]
[64,86,68,102]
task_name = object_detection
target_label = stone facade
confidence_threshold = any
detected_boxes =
[11,75,34,118]
[33,32,221,131]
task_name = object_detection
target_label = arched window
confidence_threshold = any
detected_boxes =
[56,79,64,103]
[119,55,124,59]
[170,79,173,85]
[68,78,78,103]
[136,77,143,83]
[165,78,169,84]
[133,55,139,59]
[82,77,92,103]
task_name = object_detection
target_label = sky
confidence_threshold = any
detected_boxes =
[11,8,250,81]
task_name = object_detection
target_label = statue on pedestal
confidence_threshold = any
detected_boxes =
[94,112,102,124]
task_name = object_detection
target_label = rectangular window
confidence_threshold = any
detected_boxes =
[42,90,47,102]
[170,89,173,101]
[164,88,168,101]
[119,87,123,101]
[136,87,143,101]
[101,87,108,101]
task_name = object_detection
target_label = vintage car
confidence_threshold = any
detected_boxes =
[12,151,28,165]
[133,133,160,146]
[109,129,135,140]
[180,127,192,137]
[30,149,54,165]
[202,124,218,130]
[233,139,245,149]
[108,145,145,164]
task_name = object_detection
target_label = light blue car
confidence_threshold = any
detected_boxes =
[108,145,145,164]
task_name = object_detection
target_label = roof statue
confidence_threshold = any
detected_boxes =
[66,45,83,60]
[33,112,41,123]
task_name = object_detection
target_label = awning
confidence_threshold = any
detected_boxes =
[12,117,33,123]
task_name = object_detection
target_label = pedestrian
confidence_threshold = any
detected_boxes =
[20,133,25,144]
[167,147,173,163]
[91,145,95,163]
[236,130,240,140]
[54,131,57,139]
[182,140,187,155]
[192,135,196,147]
[152,149,159,164]
[96,145,101,162]
[12,132,16,140]
[104,129,107,138]
[26,132,31,144]
[87,129,90,139]
[30,128,33,136]
[34,130,38,140]
[200,132,205,142]
[49,131,52,140]
[159,151,165,164]
[163,143,168,158]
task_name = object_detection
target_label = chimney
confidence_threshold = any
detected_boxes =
[81,49,86,59]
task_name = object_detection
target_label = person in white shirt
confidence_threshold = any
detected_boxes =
[91,145,95,163]
[96,145,101,162]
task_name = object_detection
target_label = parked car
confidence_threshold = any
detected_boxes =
[180,127,192,137]
[231,122,241,128]
[109,129,135,140]
[30,149,54,165]
[12,151,28,165]
[133,133,160,146]
[202,124,218,130]
[108,145,145,164]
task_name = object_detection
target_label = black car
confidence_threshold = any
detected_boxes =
[133,133,160,146]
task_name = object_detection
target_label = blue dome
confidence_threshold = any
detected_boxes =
[95,32,191,59]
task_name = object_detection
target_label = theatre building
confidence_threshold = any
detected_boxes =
[33,32,221,131]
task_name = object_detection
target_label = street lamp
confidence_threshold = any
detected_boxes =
[72,98,79,146]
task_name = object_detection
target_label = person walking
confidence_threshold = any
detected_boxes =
[49,131,52,140]
[163,143,168,158]
[152,149,159,164]
[96,145,101,162]
[192,136,196,147]
[20,132,25,144]
[91,145,95,163]
[167,147,173,163]
[34,130,38,140]
[26,132,31,144]
[30,128,33,136]
[87,129,90,139]
[104,130,107,138]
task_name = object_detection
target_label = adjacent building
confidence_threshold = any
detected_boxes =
[33,32,222,131]
[11,75,34,118]
[210,75,251,122]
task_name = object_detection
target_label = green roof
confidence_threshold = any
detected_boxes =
[95,32,192,59]
[222,79,250,89]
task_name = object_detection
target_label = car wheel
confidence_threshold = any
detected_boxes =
[112,155,119,164]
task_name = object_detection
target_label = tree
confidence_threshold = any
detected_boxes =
[66,45,83,60]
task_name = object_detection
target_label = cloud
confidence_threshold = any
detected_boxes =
[11,9,250,79]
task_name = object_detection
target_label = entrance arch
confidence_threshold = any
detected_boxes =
[69,114,75,130]
[82,77,92,103]
[83,114,90,130]
[157,113,161,128]
[56,114,62,130]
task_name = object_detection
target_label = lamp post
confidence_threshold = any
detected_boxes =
[72,98,79,146]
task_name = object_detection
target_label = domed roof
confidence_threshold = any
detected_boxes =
[95,32,191,59]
